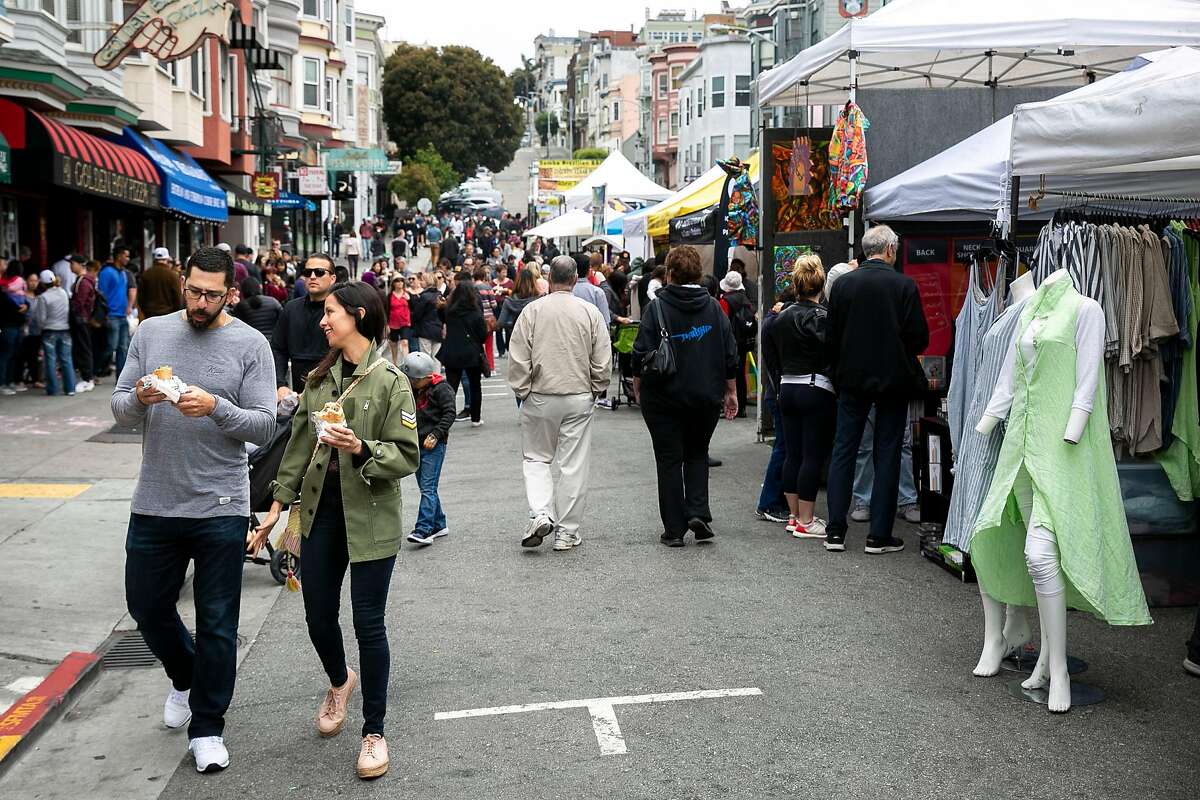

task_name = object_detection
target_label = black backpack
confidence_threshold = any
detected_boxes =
[88,279,109,329]
[726,292,757,344]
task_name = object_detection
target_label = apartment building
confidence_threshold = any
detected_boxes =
[533,32,578,151]
[677,35,753,184]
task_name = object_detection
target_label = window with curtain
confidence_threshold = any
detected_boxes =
[669,111,679,137]
[65,0,81,44]
[303,58,320,107]
[302,0,318,17]
[711,76,725,109]
[346,75,355,117]
[670,65,683,90]
[190,51,202,96]
[657,118,667,145]
[657,72,667,99]
[325,76,335,117]
[273,58,291,107]
[735,75,751,107]
[357,54,370,89]
[343,4,353,43]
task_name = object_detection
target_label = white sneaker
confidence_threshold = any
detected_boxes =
[163,687,191,729]
[0,387,14,396]
[430,528,449,540]
[188,736,229,773]
[553,533,582,551]
[522,515,553,548]
[471,420,484,427]
[75,380,95,393]
[792,517,828,539]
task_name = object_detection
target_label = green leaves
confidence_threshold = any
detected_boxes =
[382,44,523,177]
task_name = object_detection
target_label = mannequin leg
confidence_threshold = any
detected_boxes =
[973,587,1008,676]
[1002,605,1032,653]
[1022,524,1071,712]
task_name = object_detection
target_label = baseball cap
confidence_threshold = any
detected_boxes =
[400,351,437,380]
[152,247,171,260]
[216,243,232,253]
[38,269,56,284]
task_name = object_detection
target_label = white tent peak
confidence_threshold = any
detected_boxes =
[757,0,1200,108]
[563,151,672,210]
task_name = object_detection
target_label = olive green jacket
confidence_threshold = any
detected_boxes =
[271,348,420,562]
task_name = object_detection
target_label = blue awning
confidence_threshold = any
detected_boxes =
[272,191,317,212]
[119,129,228,223]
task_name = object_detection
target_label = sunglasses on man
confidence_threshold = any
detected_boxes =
[301,268,330,278]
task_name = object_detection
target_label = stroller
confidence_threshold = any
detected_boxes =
[245,407,300,585]
[611,321,640,409]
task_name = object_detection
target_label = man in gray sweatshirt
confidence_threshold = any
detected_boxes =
[111,247,276,774]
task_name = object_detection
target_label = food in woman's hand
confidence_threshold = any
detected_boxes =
[317,402,345,425]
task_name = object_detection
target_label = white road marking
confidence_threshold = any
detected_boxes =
[5,676,44,695]
[435,687,762,755]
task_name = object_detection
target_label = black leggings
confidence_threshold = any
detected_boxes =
[446,366,482,422]
[779,382,837,501]
[301,486,396,736]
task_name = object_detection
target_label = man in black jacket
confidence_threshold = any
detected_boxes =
[271,254,335,399]
[410,276,445,367]
[823,224,929,555]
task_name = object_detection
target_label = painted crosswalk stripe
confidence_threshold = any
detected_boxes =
[0,483,91,499]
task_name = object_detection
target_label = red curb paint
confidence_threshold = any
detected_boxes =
[0,652,100,765]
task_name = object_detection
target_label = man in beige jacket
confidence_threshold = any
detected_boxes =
[508,255,612,551]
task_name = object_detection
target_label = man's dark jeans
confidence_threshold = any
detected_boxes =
[125,513,247,739]
[756,395,787,513]
[826,391,908,542]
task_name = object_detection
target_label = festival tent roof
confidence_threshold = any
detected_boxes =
[640,152,761,240]
[562,150,673,210]
[524,208,618,240]
[757,0,1200,108]
[866,48,1200,222]
[1008,46,1200,178]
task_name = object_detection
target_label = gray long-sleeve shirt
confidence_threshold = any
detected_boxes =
[33,286,70,332]
[112,311,277,518]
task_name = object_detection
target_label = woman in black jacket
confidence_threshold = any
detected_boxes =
[762,255,835,540]
[232,277,283,342]
[437,278,486,425]
[632,245,738,547]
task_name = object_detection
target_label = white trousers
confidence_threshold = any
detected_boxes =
[419,339,441,371]
[520,392,596,537]
[1013,468,1065,598]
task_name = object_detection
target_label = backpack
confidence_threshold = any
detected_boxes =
[89,284,109,329]
[726,292,758,344]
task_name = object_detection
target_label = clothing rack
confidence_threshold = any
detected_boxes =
[1031,187,1200,207]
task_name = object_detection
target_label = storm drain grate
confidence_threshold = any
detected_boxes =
[100,631,168,669]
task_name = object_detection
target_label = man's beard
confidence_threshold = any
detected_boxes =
[187,309,222,330]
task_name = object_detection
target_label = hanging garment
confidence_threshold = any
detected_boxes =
[1158,229,1200,499]
[972,277,1152,625]
[946,255,1006,455]
[1160,226,1195,443]
[786,136,814,196]
[942,297,1028,552]
[719,158,760,248]
[827,101,870,214]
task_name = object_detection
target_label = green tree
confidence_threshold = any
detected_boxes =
[573,147,608,160]
[410,144,460,193]
[382,44,523,176]
[534,111,560,146]
[509,55,536,99]
[388,163,440,208]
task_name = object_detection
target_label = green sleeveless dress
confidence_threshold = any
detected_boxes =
[972,278,1152,626]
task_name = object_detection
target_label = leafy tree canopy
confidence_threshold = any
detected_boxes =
[382,44,523,176]
[534,111,560,146]
[509,55,536,99]
[389,163,440,208]
[573,147,608,161]
[410,144,460,193]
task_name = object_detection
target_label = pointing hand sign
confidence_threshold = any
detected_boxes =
[94,0,233,71]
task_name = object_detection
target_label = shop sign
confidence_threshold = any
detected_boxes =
[331,173,356,201]
[324,147,390,174]
[297,166,328,197]
[252,172,279,200]
[226,189,270,216]
[669,205,717,245]
[0,137,9,185]
[94,0,233,71]
[54,153,159,209]
[355,87,370,148]
[904,238,948,265]
[953,238,991,264]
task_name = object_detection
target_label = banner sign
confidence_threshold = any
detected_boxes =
[591,185,606,237]
[0,134,9,185]
[94,0,233,71]
[331,173,356,201]
[537,160,602,195]
[54,153,159,209]
[669,205,717,245]
[323,147,390,174]
[297,166,328,197]
[252,172,279,200]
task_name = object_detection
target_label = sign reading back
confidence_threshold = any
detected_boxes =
[95,0,232,71]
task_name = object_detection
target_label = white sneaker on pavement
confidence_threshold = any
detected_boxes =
[188,736,229,773]
[522,514,553,548]
[75,380,95,393]
[163,687,191,729]
[552,532,582,551]
[792,517,828,539]
[0,386,14,396]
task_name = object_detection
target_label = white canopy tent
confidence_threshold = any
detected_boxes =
[562,151,673,211]
[867,47,1200,223]
[524,208,619,241]
[756,0,1200,109]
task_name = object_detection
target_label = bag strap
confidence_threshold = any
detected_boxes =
[651,299,671,339]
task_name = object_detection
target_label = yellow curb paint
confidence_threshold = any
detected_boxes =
[0,484,92,499]
[0,734,20,761]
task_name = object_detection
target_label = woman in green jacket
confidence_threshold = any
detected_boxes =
[248,281,419,780]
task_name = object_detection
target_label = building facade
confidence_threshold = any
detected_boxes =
[677,35,753,184]
[648,44,699,188]
[533,32,578,151]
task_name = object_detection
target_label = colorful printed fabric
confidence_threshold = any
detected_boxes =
[828,101,870,214]
[774,245,813,294]
[719,158,760,248]
[787,137,814,196]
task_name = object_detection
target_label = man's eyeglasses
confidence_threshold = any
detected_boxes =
[184,285,229,304]
[301,268,330,278]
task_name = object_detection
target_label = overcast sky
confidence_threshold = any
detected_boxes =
[356,1,718,72]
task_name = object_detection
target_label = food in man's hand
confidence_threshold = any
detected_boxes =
[145,365,185,403]
[153,365,173,381]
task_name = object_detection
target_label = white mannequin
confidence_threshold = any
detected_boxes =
[973,268,1105,712]
[970,270,1034,679]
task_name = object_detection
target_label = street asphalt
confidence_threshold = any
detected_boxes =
[149,371,1199,800]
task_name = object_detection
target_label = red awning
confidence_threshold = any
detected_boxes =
[30,111,160,186]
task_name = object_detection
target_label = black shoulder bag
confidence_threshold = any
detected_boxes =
[641,301,677,378]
